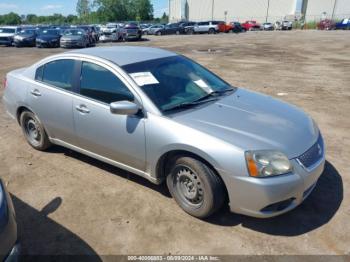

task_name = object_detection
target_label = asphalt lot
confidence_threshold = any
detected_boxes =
[0,30,349,256]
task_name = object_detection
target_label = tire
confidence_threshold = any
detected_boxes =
[20,111,51,151]
[176,30,180,35]
[156,31,161,36]
[208,28,215,34]
[166,156,225,218]
[186,29,194,35]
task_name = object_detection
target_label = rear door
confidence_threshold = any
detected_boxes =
[28,59,79,145]
[72,60,146,171]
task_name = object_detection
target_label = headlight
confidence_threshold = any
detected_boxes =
[245,150,293,177]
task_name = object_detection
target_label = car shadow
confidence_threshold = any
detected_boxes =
[44,146,343,236]
[11,194,101,260]
[205,160,343,236]
[46,145,171,199]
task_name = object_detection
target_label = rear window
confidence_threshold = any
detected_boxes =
[41,59,75,90]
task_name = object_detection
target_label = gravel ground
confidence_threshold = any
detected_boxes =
[0,30,349,256]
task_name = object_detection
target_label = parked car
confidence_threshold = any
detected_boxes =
[155,23,182,35]
[193,21,220,34]
[218,22,234,33]
[0,178,20,261]
[3,46,325,219]
[146,24,165,35]
[335,18,350,30]
[36,29,61,48]
[122,23,142,41]
[230,22,246,33]
[14,28,37,47]
[274,21,282,30]
[179,21,197,34]
[99,31,119,42]
[282,20,293,30]
[241,20,261,31]
[60,29,89,48]
[77,26,97,46]
[262,22,274,30]
[317,19,336,30]
[0,26,21,46]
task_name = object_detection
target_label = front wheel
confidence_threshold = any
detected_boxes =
[166,156,225,218]
[20,111,51,151]
[208,28,215,34]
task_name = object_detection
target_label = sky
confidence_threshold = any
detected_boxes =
[0,0,169,17]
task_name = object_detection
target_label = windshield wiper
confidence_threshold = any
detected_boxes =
[163,89,234,113]
[163,98,218,112]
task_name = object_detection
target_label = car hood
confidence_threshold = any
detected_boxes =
[37,35,60,41]
[171,88,318,158]
[15,33,35,38]
[61,35,83,41]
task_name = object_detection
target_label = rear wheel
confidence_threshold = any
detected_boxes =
[156,31,162,36]
[20,111,51,151]
[166,156,225,218]
[208,28,215,34]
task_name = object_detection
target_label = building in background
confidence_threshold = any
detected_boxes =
[302,0,350,22]
[169,0,298,23]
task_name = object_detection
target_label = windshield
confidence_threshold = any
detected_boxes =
[40,29,58,35]
[122,56,234,112]
[18,29,36,35]
[0,28,16,33]
[64,29,84,35]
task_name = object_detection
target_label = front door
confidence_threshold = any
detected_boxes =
[73,61,146,171]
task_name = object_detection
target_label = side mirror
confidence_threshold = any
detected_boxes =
[110,101,140,115]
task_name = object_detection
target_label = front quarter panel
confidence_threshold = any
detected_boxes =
[145,113,247,180]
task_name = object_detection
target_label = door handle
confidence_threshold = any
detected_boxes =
[30,89,41,97]
[75,104,90,114]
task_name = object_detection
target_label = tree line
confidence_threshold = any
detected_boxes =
[0,0,169,25]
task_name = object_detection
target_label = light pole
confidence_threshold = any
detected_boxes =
[331,0,338,21]
[211,0,215,20]
[265,0,270,23]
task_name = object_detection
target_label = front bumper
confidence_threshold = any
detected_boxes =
[60,41,85,48]
[0,39,12,46]
[14,39,35,46]
[36,40,59,47]
[224,152,325,218]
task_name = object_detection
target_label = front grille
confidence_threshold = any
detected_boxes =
[297,135,324,168]
[126,29,138,34]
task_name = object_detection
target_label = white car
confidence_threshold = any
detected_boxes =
[282,21,293,30]
[0,26,21,46]
[100,24,123,42]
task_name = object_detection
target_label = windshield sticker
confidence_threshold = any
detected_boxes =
[194,79,212,92]
[130,72,159,86]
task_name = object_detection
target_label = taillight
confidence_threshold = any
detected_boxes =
[3,77,7,89]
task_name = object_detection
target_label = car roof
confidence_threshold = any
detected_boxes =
[66,46,177,66]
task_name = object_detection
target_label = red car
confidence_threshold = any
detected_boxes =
[241,20,261,31]
[218,22,233,33]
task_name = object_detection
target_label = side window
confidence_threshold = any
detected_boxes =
[42,59,75,90]
[80,62,134,104]
[35,65,44,81]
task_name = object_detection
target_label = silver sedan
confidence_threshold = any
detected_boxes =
[3,47,325,218]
